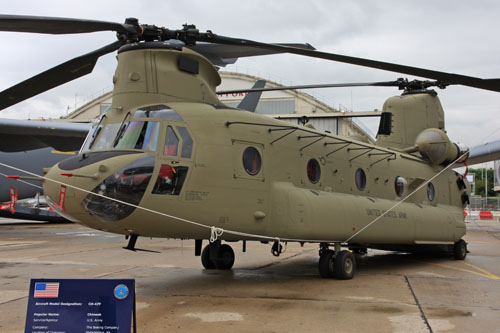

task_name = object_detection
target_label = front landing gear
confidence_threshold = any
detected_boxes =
[335,250,356,280]
[318,250,335,278]
[201,241,235,270]
[318,243,356,280]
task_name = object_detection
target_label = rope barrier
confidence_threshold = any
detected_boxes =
[210,226,224,243]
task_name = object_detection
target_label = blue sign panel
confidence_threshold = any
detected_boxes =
[25,279,135,333]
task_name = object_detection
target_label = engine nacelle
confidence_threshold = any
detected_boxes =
[415,128,468,165]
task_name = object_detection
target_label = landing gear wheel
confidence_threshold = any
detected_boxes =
[453,239,467,260]
[201,245,215,269]
[215,244,235,270]
[318,250,336,278]
[334,250,356,280]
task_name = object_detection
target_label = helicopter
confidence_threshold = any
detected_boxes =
[1,15,499,280]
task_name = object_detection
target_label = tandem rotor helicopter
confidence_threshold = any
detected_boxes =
[1,15,499,280]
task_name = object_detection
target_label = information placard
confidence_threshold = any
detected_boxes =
[25,279,135,333]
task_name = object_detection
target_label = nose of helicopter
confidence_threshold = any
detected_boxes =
[43,151,155,223]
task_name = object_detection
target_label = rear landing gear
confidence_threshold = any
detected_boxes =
[453,239,467,260]
[318,243,356,280]
[201,241,235,270]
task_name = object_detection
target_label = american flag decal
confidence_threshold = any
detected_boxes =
[34,282,60,298]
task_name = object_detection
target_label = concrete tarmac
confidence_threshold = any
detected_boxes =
[0,218,499,332]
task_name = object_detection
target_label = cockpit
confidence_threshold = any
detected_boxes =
[75,104,194,222]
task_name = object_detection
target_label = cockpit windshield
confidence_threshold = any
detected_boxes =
[82,120,163,153]
[113,121,160,151]
[90,123,121,151]
[80,105,184,154]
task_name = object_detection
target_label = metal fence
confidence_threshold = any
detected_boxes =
[469,195,500,211]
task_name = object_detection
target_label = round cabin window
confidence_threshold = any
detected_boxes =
[242,147,261,175]
[307,159,321,184]
[355,168,366,191]
[395,176,407,197]
[427,182,435,201]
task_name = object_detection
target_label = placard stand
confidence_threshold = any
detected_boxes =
[25,278,136,333]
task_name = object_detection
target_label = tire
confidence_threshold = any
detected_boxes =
[201,245,216,269]
[334,250,356,280]
[453,239,467,260]
[215,244,235,270]
[318,250,335,278]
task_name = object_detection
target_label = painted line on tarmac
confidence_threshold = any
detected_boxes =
[461,261,500,280]
[423,261,500,280]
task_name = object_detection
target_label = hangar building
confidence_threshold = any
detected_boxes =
[65,71,376,143]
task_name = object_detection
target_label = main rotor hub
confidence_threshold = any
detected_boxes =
[396,78,446,95]
[115,19,211,46]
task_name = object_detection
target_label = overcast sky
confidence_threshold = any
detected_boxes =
[1,0,500,148]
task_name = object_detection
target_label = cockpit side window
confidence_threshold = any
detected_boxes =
[164,126,179,156]
[176,126,194,158]
[152,164,188,195]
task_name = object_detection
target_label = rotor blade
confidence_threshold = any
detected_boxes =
[204,34,500,93]
[217,81,399,94]
[0,14,134,34]
[188,42,315,67]
[0,41,121,110]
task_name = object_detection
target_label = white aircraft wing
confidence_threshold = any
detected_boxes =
[465,139,500,166]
